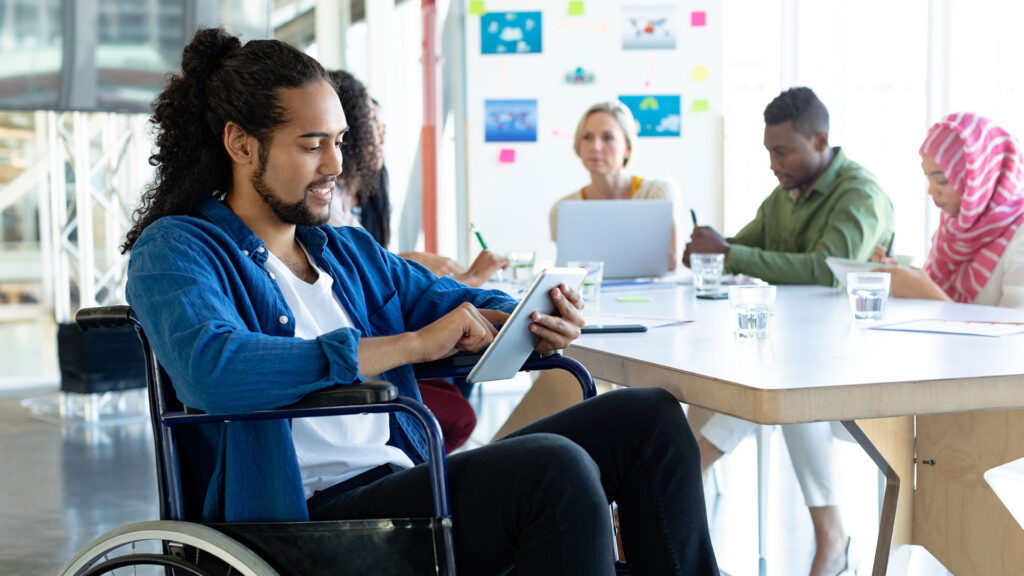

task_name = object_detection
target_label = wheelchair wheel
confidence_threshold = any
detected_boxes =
[60,520,280,576]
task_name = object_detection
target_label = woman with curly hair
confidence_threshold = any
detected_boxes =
[327,70,509,288]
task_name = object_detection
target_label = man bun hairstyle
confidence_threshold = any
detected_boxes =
[763,86,829,138]
[122,27,332,252]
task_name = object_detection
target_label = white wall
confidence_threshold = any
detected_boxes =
[463,0,723,266]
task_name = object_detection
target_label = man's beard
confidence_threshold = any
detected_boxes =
[251,156,332,227]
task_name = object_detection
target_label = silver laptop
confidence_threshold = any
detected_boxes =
[556,200,672,279]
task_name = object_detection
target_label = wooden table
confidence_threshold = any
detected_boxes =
[567,284,1024,575]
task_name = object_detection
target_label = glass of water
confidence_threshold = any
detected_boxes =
[728,285,776,339]
[508,251,536,285]
[690,253,725,297]
[566,260,604,303]
[847,272,890,320]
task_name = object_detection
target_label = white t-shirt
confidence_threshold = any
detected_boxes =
[265,247,414,500]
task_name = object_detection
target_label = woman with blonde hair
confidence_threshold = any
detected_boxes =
[549,101,682,269]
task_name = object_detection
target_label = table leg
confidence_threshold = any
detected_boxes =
[914,409,1024,575]
[842,417,914,576]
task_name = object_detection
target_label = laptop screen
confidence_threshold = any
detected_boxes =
[555,199,673,279]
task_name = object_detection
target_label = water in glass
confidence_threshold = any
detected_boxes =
[734,303,771,338]
[849,287,887,320]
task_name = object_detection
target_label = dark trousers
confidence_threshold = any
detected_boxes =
[307,387,718,576]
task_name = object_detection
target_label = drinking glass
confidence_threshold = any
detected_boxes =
[847,272,890,320]
[728,285,776,339]
[566,260,604,303]
[691,253,725,297]
[508,251,536,284]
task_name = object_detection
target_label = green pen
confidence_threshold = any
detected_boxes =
[616,296,653,302]
[470,223,503,281]
[472,223,488,250]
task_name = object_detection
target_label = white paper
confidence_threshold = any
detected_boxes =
[870,319,1024,337]
[825,256,896,288]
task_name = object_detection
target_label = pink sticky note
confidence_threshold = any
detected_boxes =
[691,11,707,27]
[499,148,516,163]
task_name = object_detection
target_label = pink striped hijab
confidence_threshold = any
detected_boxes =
[920,113,1024,303]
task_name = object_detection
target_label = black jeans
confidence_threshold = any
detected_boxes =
[307,387,718,576]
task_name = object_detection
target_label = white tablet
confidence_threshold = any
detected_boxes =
[467,267,587,384]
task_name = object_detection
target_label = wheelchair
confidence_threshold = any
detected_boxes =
[59,305,603,576]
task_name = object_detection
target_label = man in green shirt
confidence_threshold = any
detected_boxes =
[684,86,895,286]
[684,87,885,576]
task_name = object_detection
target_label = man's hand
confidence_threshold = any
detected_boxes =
[531,284,585,354]
[410,302,499,363]
[455,250,511,287]
[683,226,730,268]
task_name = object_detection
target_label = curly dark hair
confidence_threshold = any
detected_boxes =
[122,27,332,252]
[763,86,829,137]
[328,70,379,200]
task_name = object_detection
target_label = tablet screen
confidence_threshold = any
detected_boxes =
[466,267,587,384]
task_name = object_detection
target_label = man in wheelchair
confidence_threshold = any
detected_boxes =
[120,27,719,575]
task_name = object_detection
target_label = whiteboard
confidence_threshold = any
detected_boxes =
[463,0,723,266]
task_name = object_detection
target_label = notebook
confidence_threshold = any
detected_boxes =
[555,199,673,279]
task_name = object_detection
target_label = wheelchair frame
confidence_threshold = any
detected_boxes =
[60,305,596,576]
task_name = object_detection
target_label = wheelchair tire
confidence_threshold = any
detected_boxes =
[59,520,280,576]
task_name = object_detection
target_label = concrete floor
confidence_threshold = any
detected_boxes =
[1,379,952,576]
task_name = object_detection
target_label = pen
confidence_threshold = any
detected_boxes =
[884,232,895,259]
[616,296,652,302]
[690,208,698,227]
[472,223,488,250]
[471,223,503,281]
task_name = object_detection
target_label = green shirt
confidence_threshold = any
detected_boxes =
[726,147,895,286]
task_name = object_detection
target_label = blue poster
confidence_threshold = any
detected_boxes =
[619,95,681,137]
[481,12,542,55]
[485,99,538,142]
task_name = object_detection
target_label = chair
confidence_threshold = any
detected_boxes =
[60,305,599,576]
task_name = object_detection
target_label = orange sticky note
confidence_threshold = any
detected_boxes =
[691,11,707,27]
[691,66,708,82]
[469,1,485,16]
[692,100,710,113]
[499,148,516,163]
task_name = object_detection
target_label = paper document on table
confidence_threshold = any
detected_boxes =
[582,312,692,330]
[870,319,1024,337]
[825,257,895,287]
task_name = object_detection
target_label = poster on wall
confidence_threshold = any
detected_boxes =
[619,95,681,137]
[485,99,538,142]
[621,5,678,50]
[481,12,543,54]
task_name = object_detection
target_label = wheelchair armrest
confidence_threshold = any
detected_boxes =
[279,380,398,409]
[75,305,134,331]
[413,349,557,379]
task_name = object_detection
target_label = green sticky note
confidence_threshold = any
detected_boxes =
[568,1,585,16]
[469,0,485,15]
[692,99,710,113]
[616,296,652,303]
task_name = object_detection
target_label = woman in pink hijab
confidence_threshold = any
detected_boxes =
[874,112,1024,307]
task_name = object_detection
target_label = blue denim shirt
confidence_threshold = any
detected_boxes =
[126,198,516,522]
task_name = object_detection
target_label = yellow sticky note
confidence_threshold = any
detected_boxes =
[469,0,485,15]
[568,1,585,16]
[693,99,710,113]
[691,66,708,82]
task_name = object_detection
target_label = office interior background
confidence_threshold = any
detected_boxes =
[0,0,1021,573]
